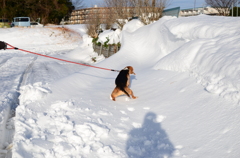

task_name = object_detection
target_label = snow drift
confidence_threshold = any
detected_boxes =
[91,15,240,103]
[154,15,240,103]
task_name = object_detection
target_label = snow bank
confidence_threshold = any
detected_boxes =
[65,24,87,36]
[154,15,240,103]
[71,16,240,103]
[0,54,37,156]
[122,19,145,33]
[98,29,121,44]
[19,82,51,105]
[91,16,185,70]
[97,19,144,45]
[1,27,81,49]
[63,46,105,64]
[63,24,105,64]
[78,15,240,105]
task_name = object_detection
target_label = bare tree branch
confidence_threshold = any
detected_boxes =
[72,0,85,10]
[205,0,235,15]
[86,9,103,38]
[103,0,171,28]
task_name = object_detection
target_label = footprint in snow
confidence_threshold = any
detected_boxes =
[179,88,185,92]
[156,115,166,123]
[121,117,129,121]
[143,107,150,110]
[120,110,127,115]
[98,110,112,116]
[132,122,142,128]
[97,118,103,124]
[113,128,128,139]
[127,107,135,112]
[147,114,166,123]
[117,133,128,139]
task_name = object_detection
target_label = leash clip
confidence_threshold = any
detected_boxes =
[111,69,120,72]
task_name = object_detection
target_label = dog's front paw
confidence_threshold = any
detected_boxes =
[132,96,138,99]
[110,95,116,101]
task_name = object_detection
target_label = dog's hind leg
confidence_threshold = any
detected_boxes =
[111,87,125,101]
[125,87,137,99]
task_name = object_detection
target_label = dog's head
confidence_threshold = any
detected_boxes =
[125,66,136,75]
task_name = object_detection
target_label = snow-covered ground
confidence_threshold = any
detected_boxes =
[0,15,240,158]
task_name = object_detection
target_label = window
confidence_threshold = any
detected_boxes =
[15,18,29,22]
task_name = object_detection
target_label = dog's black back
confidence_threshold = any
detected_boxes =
[115,69,130,97]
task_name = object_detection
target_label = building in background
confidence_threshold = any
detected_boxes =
[179,7,222,17]
[68,6,111,24]
[68,5,176,25]
[67,6,223,25]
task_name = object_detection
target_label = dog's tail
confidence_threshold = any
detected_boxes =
[118,85,130,97]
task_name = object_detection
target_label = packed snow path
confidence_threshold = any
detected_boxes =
[0,50,34,157]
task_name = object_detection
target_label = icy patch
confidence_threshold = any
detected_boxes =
[19,82,51,105]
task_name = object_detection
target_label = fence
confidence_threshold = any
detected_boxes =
[93,43,120,58]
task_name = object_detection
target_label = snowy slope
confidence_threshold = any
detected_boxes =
[154,15,240,103]
[0,15,240,158]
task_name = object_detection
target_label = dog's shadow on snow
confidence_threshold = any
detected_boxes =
[130,75,137,87]
[126,112,175,158]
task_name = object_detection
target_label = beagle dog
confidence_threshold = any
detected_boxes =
[111,66,137,101]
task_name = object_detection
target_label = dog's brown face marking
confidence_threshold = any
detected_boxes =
[125,66,136,75]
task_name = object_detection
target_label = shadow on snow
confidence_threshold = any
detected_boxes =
[126,112,175,158]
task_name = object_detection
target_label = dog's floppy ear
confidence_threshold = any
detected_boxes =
[126,66,136,75]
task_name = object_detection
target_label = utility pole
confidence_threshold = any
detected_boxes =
[237,0,239,16]
[193,0,196,16]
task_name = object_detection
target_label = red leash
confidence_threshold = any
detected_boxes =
[3,42,120,72]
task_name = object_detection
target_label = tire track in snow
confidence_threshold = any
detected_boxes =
[0,57,13,67]
[1,53,86,158]
[0,55,38,158]
[0,48,87,158]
